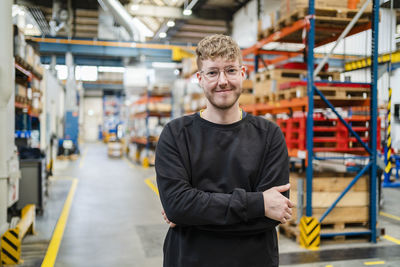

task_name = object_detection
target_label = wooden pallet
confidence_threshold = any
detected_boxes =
[275,7,372,32]
[276,86,370,101]
[254,93,277,104]
[255,69,340,82]
[56,154,79,161]
[280,222,371,244]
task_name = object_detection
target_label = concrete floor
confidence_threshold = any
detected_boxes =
[17,142,400,266]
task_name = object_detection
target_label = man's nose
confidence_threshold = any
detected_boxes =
[218,70,228,84]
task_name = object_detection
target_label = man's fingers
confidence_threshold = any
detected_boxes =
[286,207,293,215]
[275,183,290,193]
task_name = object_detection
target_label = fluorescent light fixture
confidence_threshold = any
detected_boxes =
[26,24,34,29]
[130,4,139,11]
[159,32,167,38]
[183,9,192,16]
[152,62,179,68]
[167,20,175,27]
[98,66,125,73]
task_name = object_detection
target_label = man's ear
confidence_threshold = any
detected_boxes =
[241,66,247,79]
[196,72,202,82]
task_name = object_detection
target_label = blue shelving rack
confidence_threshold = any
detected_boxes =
[305,0,380,242]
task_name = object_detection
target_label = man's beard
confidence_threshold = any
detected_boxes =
[204,87,242,110]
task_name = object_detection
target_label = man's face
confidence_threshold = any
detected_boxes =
[197,57,245,110]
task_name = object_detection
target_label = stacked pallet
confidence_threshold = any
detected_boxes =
[277,115,381,154]
[239,79,255,105]
[258,2,372,40]
[281,172,370,242]
[277,81,370,101]
[252,66,340,104]
[280,0,350,17]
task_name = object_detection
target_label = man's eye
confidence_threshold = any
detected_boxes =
[227,68,238,74]
[207,71,218,76]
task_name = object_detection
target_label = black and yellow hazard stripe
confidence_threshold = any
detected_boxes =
[299,216,320,250]
[385,87,393,175]
[345,51,400,71]
[1,228,21,265]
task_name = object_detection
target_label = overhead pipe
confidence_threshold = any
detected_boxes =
[99,0,141,41]
[49,0,64,36]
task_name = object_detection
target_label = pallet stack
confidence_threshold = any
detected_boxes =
[239,79,255,105]
[281,171,370,242]
[258,1,372,40]
[252,63,340,103]
[277,115,381,153]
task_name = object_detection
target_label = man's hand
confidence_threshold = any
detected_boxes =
[262,183,294,224]
[162,210,177,228]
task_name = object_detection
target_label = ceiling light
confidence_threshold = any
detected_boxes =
[26,24,34,29]
[183,9,192,16]
[159,32,167,38]
[167,20,175,27]
[130,4,139,11]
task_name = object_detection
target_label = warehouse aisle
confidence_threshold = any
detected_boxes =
[18,142,400,267]
[51,143,166,267]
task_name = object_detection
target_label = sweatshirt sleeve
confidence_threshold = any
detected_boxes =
[156,124,265,226]
[197,124,289,233]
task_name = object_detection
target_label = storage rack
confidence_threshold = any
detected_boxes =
[242,0,380,242]
[14,55,43,148]
[129,90,172,167]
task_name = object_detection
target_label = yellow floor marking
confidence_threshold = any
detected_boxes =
[326,265,333,267]
[380,211,400,221]
[123,157,137,169]
[364,261,385,265]
[383,235,400,245]
[145,177,159,196]
[41,177,79,267]
[79,148,88,169]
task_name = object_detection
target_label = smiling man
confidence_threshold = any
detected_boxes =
[155,34,293,267]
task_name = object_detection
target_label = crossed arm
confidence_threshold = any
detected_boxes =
[155,125,293,233]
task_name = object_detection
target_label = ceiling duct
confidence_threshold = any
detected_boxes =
[27,7,51,35]
[99,0,141,41]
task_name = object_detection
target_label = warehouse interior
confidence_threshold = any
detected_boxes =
[1,0,400,266]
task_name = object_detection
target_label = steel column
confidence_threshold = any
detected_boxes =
[0,0,14,236]
[305,0,315,217]
[369,0,379,243]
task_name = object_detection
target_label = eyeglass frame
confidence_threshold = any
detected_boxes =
[198,65,245,81]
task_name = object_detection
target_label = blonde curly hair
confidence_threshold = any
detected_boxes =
[196,34,242,70]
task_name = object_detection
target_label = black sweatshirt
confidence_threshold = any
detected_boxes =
[155,112,289,267]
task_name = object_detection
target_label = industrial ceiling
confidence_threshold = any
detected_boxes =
[17,0,252,44]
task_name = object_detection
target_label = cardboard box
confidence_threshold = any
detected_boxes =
[25,44,35,66]
[280,0,349,16]
[239,93,255,105]
[242,79,253,90]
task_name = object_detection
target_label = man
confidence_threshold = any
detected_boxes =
[155,34,293,267]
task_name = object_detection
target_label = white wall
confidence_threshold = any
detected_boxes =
[40,70,65,150]
[315,8,396,55]
[390,68,400,151]
[82,97,103,142]
[232,0,281,48]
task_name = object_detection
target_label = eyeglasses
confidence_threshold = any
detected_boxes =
[199,66,242,81]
